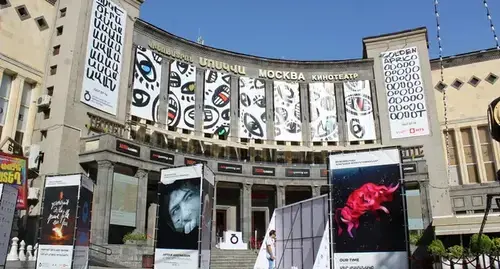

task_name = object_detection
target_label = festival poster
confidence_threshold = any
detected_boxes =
[36,175,80,269]
[329,149,408,269]
[155,165,203,269]
[73,176,94,269]
[200,167,215,269]
[0,152,28,209]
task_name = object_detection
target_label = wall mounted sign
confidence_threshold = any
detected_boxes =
[217,163,242,174]
[320,169,328,178]
[184,158,206,166]
[0,152,27,209]
[150,150,175,165]
[285,168,310,178]
[402,163,417,175]
[115,141,140,157]
[252,166,275,176]
[148,41,194,63]
[311,73,359,82]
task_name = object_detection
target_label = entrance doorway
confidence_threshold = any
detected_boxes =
[252,211,266,242]
[216,209,227,238]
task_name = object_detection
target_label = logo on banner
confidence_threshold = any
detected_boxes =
[116,141,140,157]
[150,150,175,164]
[218,163,242,174]
[230,234,239,244]
[252,166,275,176]
[344,93,373,116]
[402,163,417,175]
[285,168,310,177]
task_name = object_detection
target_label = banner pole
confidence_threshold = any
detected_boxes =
[197,165,204,269]
[398,147,412,269]
[34,176,48,269]
[70,178,82,269]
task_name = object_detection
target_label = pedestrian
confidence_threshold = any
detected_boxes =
[266,230,276,269]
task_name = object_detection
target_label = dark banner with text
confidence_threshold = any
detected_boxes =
[217,163,242,174]
[116,140,140,157]
[252,166,275,176]
[285,168,310,177]
[184,157,206,166]
[150,150,175,165]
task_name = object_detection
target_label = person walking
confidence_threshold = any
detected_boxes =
[266,230,276,269]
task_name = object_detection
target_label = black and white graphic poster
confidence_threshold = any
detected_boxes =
[0,184,17,267]
[343,80,376,141]
[273,81,302,141]
[329,149,408,269]
[200,166,214,269]
[309,82,338,142]
[156,165,203,269]
[168,61,197,130]
[381,47,430,139]
[203,70,231,136]
[130,46,163,122]
[238,77,267,139]
[80,0,127,115]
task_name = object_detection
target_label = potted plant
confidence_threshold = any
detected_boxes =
[123,232,147,245]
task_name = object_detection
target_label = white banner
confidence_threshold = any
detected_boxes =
[110,173,138,227]
[254,211,275,269]
[381,46,430,139]
[80,0,127,115]
[160,164,202,184]
[328,148,400,169]
[45,174,81,187]
[238,77,267,139]
[343,80,376,141]
[334,252,408,269]
[36,245,74,269]
[273,81,302,142]
[309,82,338,142]
[312,220,330,269]
[0,184,17,266]
[154,249,198,269]
[203,70,231,135]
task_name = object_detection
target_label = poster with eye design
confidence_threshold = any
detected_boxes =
[130,46,162,122]
[168,61,197,131]
[309,82,338,142]
[238,77,267,139]
[343,80,376,141]
[273,81,302,141]
[203,71,231,136]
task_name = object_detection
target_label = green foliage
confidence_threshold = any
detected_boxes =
[491,237,500,255]
[470,234,493,255]
[447,245,464,259]
[428,239,447,257]
[409,231,422,245]
[123,232,147,243]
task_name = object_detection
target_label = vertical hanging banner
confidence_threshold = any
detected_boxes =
[0,184,18,267]
[0,152,27,209]
[273,81,302,142]
[130,46,163,122]
[309,82,338,142]
[36,175,80,269]
[200,166,215,269]
[168,61,197,130]
[80,0,127,115]
[329,148,408,269]
[156,164,204,269]
[239,77,267,139]
[343,80,376,141]
[381,47,430,139]
[73,176,94,269]
[203,70,231,136]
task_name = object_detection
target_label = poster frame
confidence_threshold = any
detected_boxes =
[0,151,28,210]
[0,184,18,268]
[326,146,410,269]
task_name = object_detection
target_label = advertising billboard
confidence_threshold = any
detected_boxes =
[73,177,94,269]
[329,148,408,269]
[0,152,27,209]
[0,184,18,266]
[200,166,215,269]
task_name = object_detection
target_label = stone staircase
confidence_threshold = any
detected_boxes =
[210,249,258,269]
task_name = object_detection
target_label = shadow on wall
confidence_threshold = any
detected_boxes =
[411,224,436,269]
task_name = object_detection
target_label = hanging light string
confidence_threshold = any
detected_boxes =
[482,0,500,50]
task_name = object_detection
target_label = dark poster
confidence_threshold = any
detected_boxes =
[39,186,79,245]
[199,176,214,269]
[75,186,92,247]
[150,150,175,165]
[217,163,242,174]
[116,140,140,157]
[252,166,275,176]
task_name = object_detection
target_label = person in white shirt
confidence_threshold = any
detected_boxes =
[266,230,276,269]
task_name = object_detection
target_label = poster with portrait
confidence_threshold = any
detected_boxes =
[0,184,18,267]
[199,166,215,269]
[73,176,94,269]
[328,148,408,269]
[80,0,127,115]
[343,80,376,141]
[380,47,430,139]
[155,164,204,269]
[36,175,80,269]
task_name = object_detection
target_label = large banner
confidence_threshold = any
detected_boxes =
[130,46,163,122]
[273,81,302,142]
[110,173,138,227]
[37,175,80,269]
[156,164,204,269]
[73,176,94,269]
[329,148,408,269]
[239,77,267,139]
[0,152,27,209]
[200,166,215,269]
[168,61,197,130]
[343,80,376,141]
[381,47,430,139]
[0,184,18,267]
[309,82,338,142]
[80,0,127,115]
[203,70,231,136]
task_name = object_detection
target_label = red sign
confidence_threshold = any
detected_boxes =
[0,152,28,209]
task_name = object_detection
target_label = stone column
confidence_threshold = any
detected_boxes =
[276,185,285,208]
[22,83,42,147]
[147,203,158,246]
[91,160,114,245]
[135,169,148,234]
[312,185,321,197]
[1,74,24,141]
[195,69,205,134]
[241,183,252,242]
[419,181,432,228]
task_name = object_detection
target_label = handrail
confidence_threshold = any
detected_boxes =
[89,242,112,256]
[276,205,301,269]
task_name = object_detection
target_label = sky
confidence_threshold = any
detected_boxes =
[140,0,500,61]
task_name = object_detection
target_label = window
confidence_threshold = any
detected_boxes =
[59,7,66,18]
[14,131,23,145]
[468,76,481,87]
[49,65,57,75]
[444,130,462,185]
[46,86,54,96]
[452,79,464,90]
[56,26,63,36]
[15,5,30,20]
[0,0,11,8]
[435,81,447,92]
[35,16,48,31]
[478,126,496,181]
[486,73,498,84]
[0,73,12,126]
[53,45,60,56]
[461,128,480,183]
[17,82,33,133]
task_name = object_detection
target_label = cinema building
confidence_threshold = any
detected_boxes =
[6,0,500,266]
